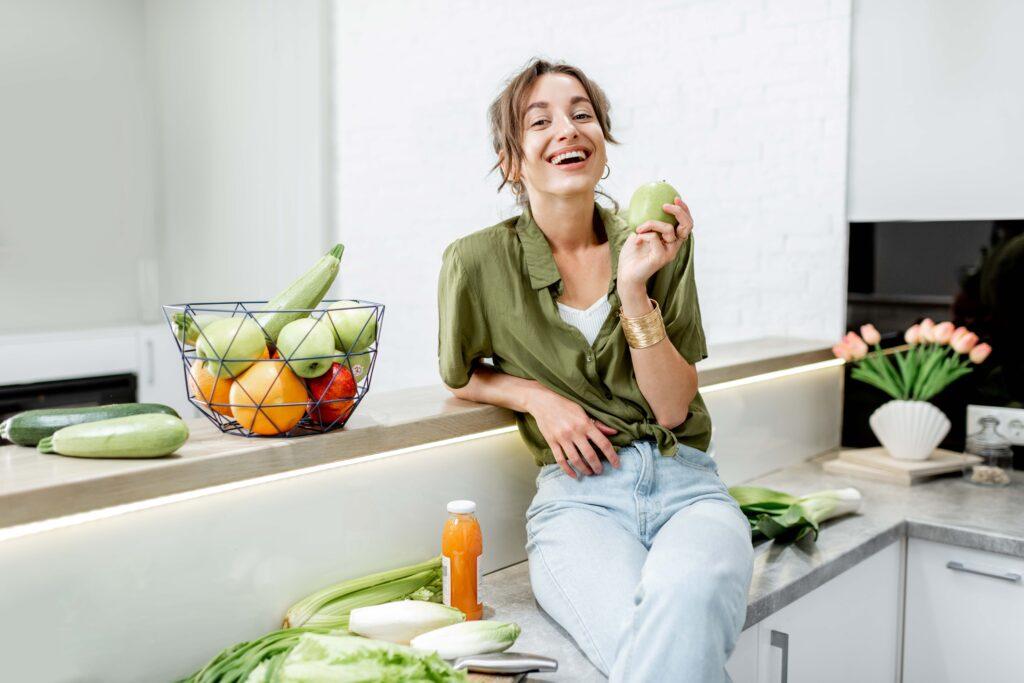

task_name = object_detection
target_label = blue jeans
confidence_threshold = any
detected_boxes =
[525,439,754,682]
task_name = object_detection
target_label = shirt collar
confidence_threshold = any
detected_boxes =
[515,201,630,292]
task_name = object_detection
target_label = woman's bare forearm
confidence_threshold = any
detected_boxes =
[445,362,543,413]
[619,284,698,429]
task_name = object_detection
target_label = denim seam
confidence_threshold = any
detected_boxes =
[633,448,647,544]
[614,582,643,681]
[671,452,715,473]
[530,534,612,673]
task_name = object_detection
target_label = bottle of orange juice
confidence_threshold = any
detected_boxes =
[442,499,483,621]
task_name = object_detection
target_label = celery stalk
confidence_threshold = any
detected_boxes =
[283,556,441,629]
[301,568,439,630]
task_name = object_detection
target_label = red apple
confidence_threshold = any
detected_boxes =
[306,362,357,426]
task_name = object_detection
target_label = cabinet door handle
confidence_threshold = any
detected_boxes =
[146,339,155,387]
[770,629,789,683]
[946,560,1021,583]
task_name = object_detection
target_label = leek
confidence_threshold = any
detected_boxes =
[179,627,333,683]
[729,486,862,542]
[348,601,466,644]
[283,556,442,629]
[410,620,521,660]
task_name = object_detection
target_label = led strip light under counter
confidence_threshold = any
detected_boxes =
[0,357,844,544]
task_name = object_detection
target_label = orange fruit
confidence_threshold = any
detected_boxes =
[188,347,269,418]
[189,359,234,417]
[229,358,308,435]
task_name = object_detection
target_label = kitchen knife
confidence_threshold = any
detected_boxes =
[452,652,558,675]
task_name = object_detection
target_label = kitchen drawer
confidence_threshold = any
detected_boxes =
[903,538,1024,683]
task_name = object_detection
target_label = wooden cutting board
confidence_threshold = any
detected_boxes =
[823,447,981,486]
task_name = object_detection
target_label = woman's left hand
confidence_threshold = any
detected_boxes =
[617,197,694,288]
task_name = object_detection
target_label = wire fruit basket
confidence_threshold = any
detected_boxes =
[162,300,384,437]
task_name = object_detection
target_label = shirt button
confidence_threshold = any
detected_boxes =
[585,353,593,362]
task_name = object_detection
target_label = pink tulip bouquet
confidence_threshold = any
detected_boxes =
[833,319,992,402]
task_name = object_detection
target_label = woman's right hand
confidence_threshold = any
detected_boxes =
[526,387,621,478]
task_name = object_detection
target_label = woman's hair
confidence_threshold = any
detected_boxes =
[488,58,620,211]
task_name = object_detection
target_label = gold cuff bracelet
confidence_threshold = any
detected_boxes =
[619,298,666,349]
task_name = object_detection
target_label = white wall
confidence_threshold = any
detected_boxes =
[0,0,157,333]
[333,0,852,392]
[848,0,1024,221]
[146,0,331,307]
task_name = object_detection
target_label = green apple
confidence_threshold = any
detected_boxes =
[196,317,267,378]
[324,301,377,354]
[340,350,372,384]
[627,180,680,231]
[277,318,336,378]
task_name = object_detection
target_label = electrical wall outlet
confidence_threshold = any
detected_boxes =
[966,405,1024,446]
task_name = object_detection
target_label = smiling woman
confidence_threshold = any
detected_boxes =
[487,61,619,210]
[437,58,753,682]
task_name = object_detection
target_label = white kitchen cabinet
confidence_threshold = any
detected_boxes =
[756,540,902,683]
[903,538,1024,683]
[136,323,196,417]
[726,625,760,682]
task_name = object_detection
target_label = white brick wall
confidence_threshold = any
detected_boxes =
[333,0,851,392]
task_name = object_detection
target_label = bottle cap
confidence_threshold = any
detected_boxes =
[447,500,476,514]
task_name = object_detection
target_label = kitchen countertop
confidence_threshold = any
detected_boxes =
[0,337,833,530]
[480,456,1024,682]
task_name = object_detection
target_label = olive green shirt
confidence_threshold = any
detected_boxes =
[437,201,711,467]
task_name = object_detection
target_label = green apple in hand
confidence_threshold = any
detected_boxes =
[277,318,336,378]
[324,301,377,354]
[627,180,680,232]
[196,317,267,378]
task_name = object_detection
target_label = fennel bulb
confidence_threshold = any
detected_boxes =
[348,600,465,644]
[410,620,521,660]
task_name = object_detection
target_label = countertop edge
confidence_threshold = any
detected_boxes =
[905,519,1024,558]
[0,406,512,529]
[742,520,906,629]
[1,338,833,530]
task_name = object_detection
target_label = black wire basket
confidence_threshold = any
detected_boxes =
[162,300,384,437]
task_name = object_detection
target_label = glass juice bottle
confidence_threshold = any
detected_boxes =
[442,499,483,620]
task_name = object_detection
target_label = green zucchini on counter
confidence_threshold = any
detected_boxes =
[255,243,345,343]
[37,413,189,459]
[1,403,180,447]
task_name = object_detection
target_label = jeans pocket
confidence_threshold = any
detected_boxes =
[672,443,718,473]
[536,463,567,485]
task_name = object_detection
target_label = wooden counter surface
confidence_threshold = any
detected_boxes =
[0,337,833,529]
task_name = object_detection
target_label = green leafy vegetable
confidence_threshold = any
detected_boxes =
[244,633,468,682]
[284,557,443,630]
[729,486,862,543]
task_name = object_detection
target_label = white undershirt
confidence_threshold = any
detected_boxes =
[556,295,611,346]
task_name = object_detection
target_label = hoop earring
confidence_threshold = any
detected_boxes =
[601,163,611,180]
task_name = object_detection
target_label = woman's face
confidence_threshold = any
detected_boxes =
[512,73,607,201]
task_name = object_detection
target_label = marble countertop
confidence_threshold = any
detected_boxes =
[481,456,1024,682]
[0,337,832,530]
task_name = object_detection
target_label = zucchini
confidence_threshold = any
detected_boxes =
[37,414,189,458]
[255,244,345,343]
[172,312,218,346]
[1,403,180,447]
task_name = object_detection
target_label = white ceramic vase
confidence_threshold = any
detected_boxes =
[869,400,951,461]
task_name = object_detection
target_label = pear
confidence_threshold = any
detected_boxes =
[627,180,680,232]
[277,318,337,378]
[324,300,378,354]
[196,317,267,378]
